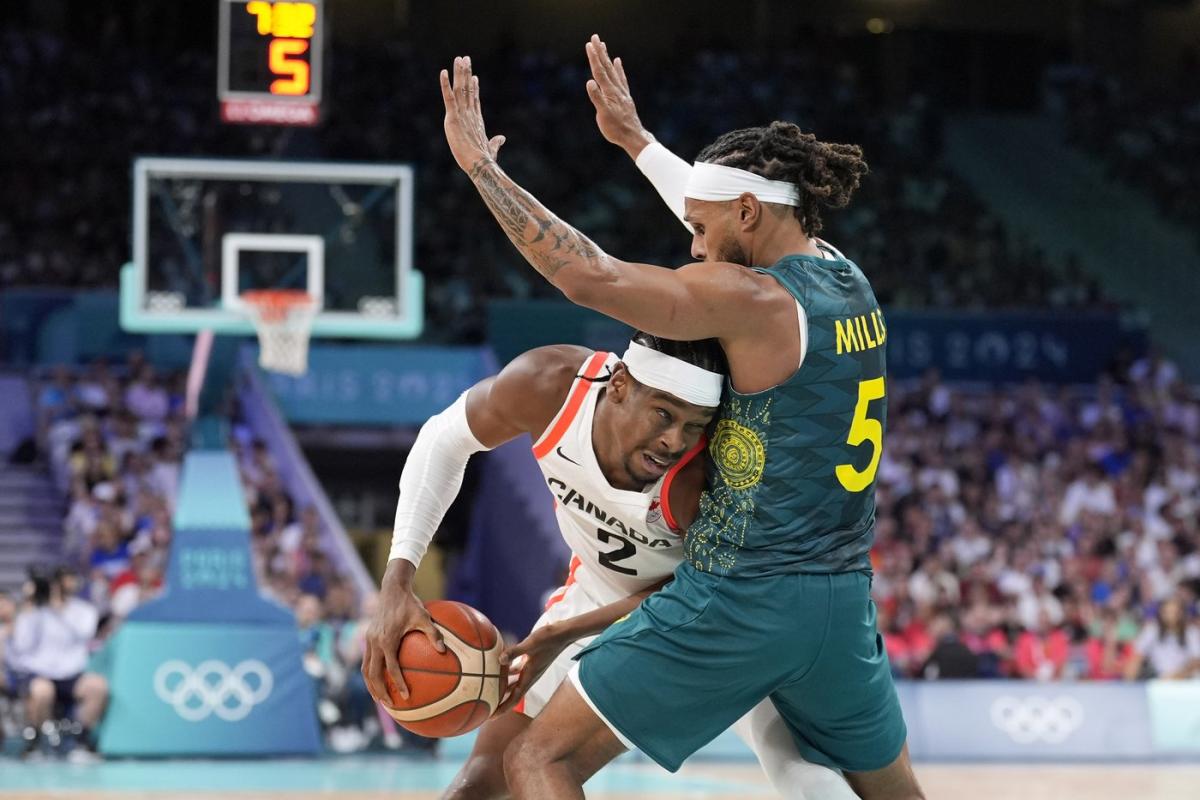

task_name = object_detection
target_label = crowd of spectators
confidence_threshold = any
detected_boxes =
[39,355,187,630]
[0,354,399,757]
[1047,57,1200,245]
[0,22,1114,342]
[873,353,1200,681]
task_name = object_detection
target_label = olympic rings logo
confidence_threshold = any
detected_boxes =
[989,695,1084,744]
[153,659,274,722]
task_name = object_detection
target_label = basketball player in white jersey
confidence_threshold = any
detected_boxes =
[364,332,856,799]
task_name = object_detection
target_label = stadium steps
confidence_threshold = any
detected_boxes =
[237,359,376,597]
[0,372,36,458]
[0,464,64,593]
[945,113,1200,378]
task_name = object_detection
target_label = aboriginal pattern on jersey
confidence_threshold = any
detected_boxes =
[710,417,767,491]
[685,394,771,574]
[683,253,887,578]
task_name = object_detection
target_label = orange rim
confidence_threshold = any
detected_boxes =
[241,289,315,322]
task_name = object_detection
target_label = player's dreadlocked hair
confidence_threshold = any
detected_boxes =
[695,121,868,236]
[631,331,728,376]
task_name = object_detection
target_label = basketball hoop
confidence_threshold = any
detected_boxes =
[241,290,318,376]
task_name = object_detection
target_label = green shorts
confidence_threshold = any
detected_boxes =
[573,563,906,773]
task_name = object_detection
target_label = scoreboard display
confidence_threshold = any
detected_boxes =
[218,0,324,126]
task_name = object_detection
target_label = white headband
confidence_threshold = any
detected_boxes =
[684,161,801,207]
[620,341,724,408]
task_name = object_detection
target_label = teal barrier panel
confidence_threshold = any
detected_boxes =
[175,451,251,530]
[98,451,320,755]
[1,289,194,368]
[1146,681,1200,754]
[98,623,320,756]
[487,300,632,366]
[1,290,75,366]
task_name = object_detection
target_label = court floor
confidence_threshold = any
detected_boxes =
[0,758,1198,799]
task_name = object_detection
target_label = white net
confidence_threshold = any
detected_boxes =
[241,291,318,376]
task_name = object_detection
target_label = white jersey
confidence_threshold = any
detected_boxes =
[530,351,701,606]
[519,350,703,717]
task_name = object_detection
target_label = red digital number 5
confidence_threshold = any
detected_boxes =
[269,39,310,96]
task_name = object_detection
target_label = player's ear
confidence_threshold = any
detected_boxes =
[737,193,761,230]
[609,363,632,404]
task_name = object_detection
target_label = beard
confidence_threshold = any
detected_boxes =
[713,236,749,266]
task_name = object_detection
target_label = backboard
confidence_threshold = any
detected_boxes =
[120,157,422,339]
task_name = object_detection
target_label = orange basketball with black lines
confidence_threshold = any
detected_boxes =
[378,600,506,738]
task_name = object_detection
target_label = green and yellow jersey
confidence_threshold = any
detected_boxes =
[686,250,888,577]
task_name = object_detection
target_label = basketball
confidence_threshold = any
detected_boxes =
[378,600,506,738]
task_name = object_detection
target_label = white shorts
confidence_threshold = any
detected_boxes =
[517,579,603,718]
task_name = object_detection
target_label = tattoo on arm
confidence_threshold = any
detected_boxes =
[468,158,607,282]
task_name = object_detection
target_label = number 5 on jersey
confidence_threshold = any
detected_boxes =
[836,377,886,493]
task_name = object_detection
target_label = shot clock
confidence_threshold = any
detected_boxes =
[218,0,324,126]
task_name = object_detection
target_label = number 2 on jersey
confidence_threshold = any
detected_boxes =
[595,529,638,576]
[835,377,886,493]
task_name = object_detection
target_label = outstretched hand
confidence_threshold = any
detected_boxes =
[493,626,571,716]
[584,34,653,159]
[440,56,506,174]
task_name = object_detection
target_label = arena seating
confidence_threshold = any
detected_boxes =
[0,28,1116,343]
[874,359,1200,680]
[1047,63,1200,247]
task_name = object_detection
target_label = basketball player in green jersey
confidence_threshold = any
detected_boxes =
[439,38,922,799]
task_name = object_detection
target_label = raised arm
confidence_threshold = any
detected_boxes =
[440,57,765,343]
[583,35,693,234]
[364,346,585,704]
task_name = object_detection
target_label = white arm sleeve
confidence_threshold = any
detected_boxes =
[635,141,694,233]
[388,391,491,567]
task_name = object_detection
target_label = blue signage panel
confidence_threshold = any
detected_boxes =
[904,681,1153,760]
[885,310,1145,383]
[614,681,1176,764]
[486,301,1145,384]
[131,526,294,626]
[255,344,492,425]
[441,681,1198,763]
[99,623,320,756]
